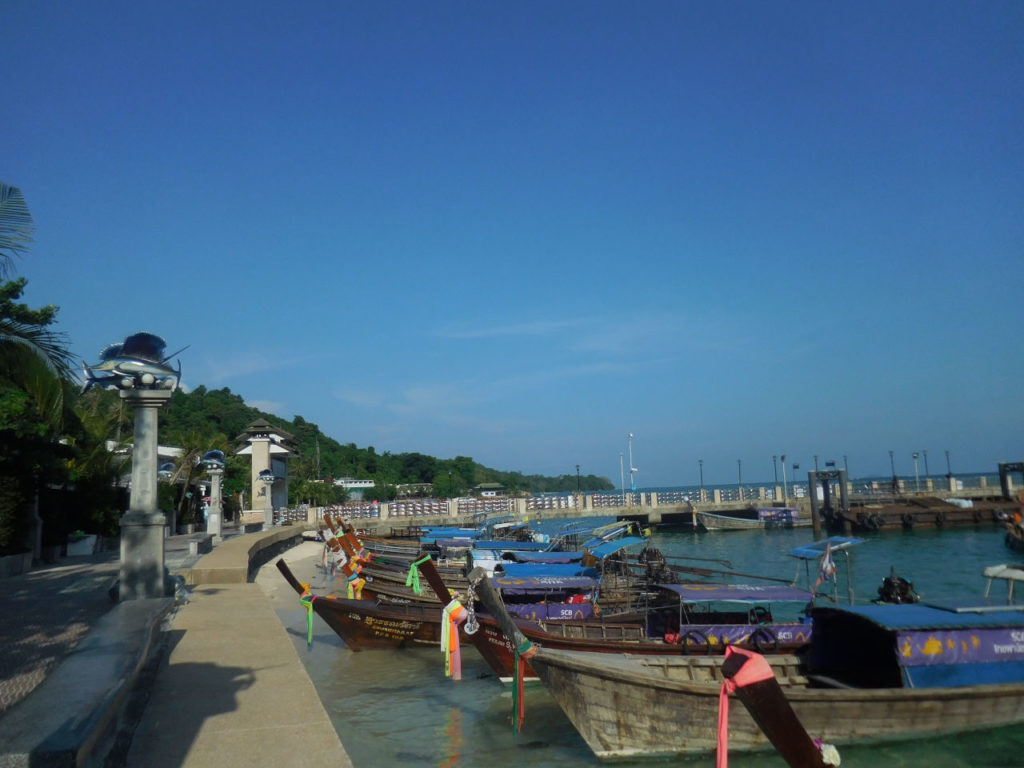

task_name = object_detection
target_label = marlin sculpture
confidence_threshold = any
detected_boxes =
[81,332,188,392]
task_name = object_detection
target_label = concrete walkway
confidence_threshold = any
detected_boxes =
[0,528,353,768]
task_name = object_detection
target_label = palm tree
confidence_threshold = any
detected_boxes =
[0,182,75,425]
[0,182,33,279]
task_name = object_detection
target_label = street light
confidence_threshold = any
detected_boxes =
[912,452,920,494]
[576,464,581,494]
[772,455,778,485]
[698,459,704,500]
[201,450,225,540]
[447,470,453,499]
[945,450,952,478]
[889,450,897,493]
[737,459,742,499]
[258,468,275,531]
[628,433,637,493]
[781,454,788,502]
[619,452,625,504]
[923,450,929,479]
[81,332,181,601]
[814,455,819,471]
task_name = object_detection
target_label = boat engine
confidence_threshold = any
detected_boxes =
[875,566,920,604]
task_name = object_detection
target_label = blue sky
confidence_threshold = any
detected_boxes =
[5,2,1022,487]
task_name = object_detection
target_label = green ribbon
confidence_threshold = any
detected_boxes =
[300,593,315,647]
[405,555,433,595]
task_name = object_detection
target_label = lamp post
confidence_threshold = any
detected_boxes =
[698,459,704,501]
[814,454,819,471]
[628,432,637,494]
[889,450,897,494]
[843,454,848,474]
[912,452,920,494]
[781,454,788,502]
[737,459,742,499]
[923,450,929,480]
[201,450,225,542]
[619,452,625,504]
[945,450,952,478]
[259,468,275,531]
[447,470,453,499]
[793,463,800,496]
[80,332,183,601]
[575,464,581,510]
[772,455,778,485]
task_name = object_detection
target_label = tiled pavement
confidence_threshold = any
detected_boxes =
[0,533,207,716]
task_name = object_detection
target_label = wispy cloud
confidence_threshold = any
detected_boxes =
[436,318,590,339]
[195,349,328,384]
[246,398,285,413]
[334,389,386,408]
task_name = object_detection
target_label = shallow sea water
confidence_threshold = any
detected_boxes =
[273,521,1024,768]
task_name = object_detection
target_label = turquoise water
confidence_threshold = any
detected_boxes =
[280,520,1024,768]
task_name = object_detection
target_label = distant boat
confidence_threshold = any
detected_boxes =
[696,506,810,531]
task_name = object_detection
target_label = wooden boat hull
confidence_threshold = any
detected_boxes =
[696,510,811,531]
[528,646,1024,759]
[277,559,453,650]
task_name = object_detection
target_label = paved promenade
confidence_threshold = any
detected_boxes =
[0,529,353,768]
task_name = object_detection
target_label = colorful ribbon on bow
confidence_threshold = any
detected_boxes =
[299,588,317,647]
[512,639,536,733]
[716,646,775,768]
[346,572,365,599]
[406,555,433,595]
[441,598,468,679]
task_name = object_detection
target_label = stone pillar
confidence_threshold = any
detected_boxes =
[119,389,172,601]
[713,489,722,504]
[207,468,223,543]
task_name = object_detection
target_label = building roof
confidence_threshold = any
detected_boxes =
[234,418,296,445]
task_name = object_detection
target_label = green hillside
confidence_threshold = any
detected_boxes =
[158,385,614,504]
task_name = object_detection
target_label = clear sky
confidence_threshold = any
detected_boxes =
[5,2,1022,487]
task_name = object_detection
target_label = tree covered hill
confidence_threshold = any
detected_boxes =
[159,385,614,498]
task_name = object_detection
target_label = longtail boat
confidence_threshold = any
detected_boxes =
[469,563,1024,760]
[276,558,462,650]
[410,558,813,682]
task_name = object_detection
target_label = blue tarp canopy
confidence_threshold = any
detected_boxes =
[470,540,549,551]
[585,536,648,559]
[810,604,1024,688]
[494,562,600,579]
[825,603,1024,630]
[491,575,599,594]
[656,582,814,603]
[504,551,583,564]
[788,536,864,560]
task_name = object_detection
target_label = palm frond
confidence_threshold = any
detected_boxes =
[0,318,77,382]
[0,341,65,431]
[0,183,34,279]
